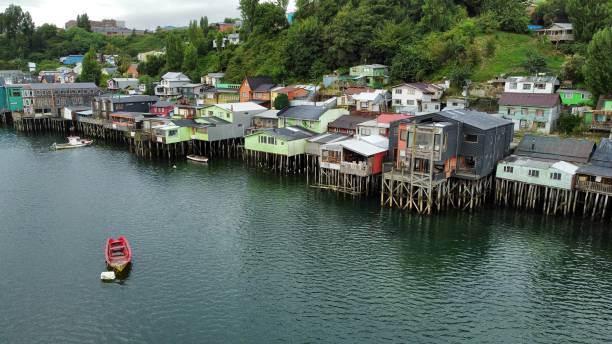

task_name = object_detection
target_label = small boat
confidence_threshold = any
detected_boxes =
[187,155,209,163]
[105,236,132,272]
[51,136,93,150]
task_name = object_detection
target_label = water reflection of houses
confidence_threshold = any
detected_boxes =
[382,109,513,214]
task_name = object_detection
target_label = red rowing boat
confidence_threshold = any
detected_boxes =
[105,236,132,272]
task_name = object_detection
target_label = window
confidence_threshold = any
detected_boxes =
[523,83,532,90]
[168,130,178,136]
[361,128,371,136]
[465,134,478,143]
[399,130,407,141]
[379,129,386,135]
[394,89,402,95]
[528,169,539,177]
[509,83,517,90]
[504,166,514,173]
[550,172,561,180]
[267,136,276,145]
[434,104,439,110]
[394,99,402,105]
[434,134,441,151]
[536,122,546,129]
[406,100,415,105]
[521,108,529,115]
[535,109,544,116]
[406,88,415,95]
[11,90,20,97]
[535,83,546,90]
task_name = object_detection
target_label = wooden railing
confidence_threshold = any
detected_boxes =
[576,180,612,195]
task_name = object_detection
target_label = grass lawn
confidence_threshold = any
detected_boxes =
[471,31,566,82]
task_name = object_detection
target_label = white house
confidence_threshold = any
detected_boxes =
[202,72,225,86]
[391,83,443,113]
[155,72,191,97]
[504,76,559,94]
[350,90,389,113]
[137,50,164,62]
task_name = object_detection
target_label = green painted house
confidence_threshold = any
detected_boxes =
[277,106,348,134]
[5,85,23,112]
[349,64,389,88]
[245,126,315,157]
[152,123,192,144]
[558,89,592,106]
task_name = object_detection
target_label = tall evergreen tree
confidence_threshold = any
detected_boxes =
[567,0,612,42]
[165,33,184,71]
[76,13,91,32]
[584,27,612,100]
[80,46,101,84]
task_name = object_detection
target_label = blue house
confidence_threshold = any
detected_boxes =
[61,55,84,65]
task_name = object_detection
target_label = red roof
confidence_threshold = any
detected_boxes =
[499,93,560,107]
[376,113,413,124]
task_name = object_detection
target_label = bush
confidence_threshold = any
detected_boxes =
[523,51,547,74]
[273,93,289,110]
[557,112,582,134]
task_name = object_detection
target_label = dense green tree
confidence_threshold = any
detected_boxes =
[561,54,585,83]
[273,93,289,109]
[183,43,198,74]
[138,54,165,77]
[199,16,209,35]
[76,13,91,32]
[419,0,459,32]
[483,0,529,33]
[532,0,569,26]
[523,50,547,74]
[282,17,324,78]
[239,0,260,34]
[567,0,612,42]
[117,54,132,75]
[584,27,612,100]
[215,32,224,52]
[165,33,184,71]
[253,3,288,35]
[557,112,582,134]
[391,45,430,82]
[79,46,101,84]
[325,3,377,68]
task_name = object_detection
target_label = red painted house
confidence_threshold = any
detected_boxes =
[149,100,175,117]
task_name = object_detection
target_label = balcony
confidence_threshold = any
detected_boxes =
[576,180,612,195]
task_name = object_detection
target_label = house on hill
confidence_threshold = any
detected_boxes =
[155,72,191,97]
[239,76,277,107]
[498,93,561,133]
[504,76,559,94]
[537,23,574,43]
[349,64,389,88]
[391,83,444,113]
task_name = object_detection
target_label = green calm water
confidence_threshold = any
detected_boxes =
[1,127,612,343]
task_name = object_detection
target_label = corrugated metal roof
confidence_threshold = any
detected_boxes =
[590,138,612,168]
[577,165,612,178]
[307,132,350,144]
[245,76,274,90]
[26,83,99,90]
[339,138,387,157]
[516,135,595,164]
[328,115,371,130]
[256,126,315,141]
[435,109,512,130]
[278,105,327,120]
[99,95,159,104]
[499,93,560,107]
[360,134,389,149]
